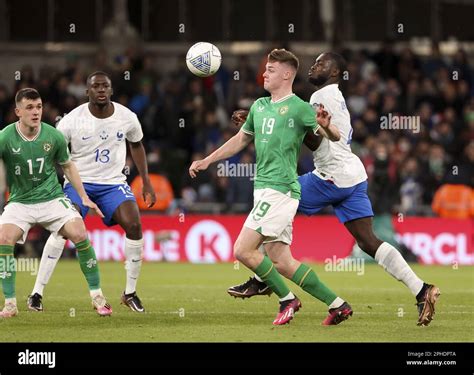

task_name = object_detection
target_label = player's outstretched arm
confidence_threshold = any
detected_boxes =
[316,104,341,142]
[61,161,104,218]
[189,130,253,178]
[129,141,157,208]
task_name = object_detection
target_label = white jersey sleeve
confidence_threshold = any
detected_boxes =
[125,112,144,143]
[56,115,72,143]
[309,84,367,188]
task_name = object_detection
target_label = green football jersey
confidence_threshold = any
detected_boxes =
[242,94,319,199]
[0,122,70,204]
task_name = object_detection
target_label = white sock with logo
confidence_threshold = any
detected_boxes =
[124,237,144,295]
[279,292,296,302]
[374,242,424,296]
[32,234,66,296]
[329,297,345,309]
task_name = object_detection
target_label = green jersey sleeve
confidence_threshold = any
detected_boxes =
[241,104,256,135]
[300,102,320,132]
[53,130,70,165]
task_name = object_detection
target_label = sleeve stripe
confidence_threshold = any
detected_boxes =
[58,158,71,165]
[241,129,254,135]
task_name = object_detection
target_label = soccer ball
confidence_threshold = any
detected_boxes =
[186,42,222,77]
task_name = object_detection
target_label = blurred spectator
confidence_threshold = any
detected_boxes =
[432,184,473,219]
[399,157,423,215]
[368,143,398,214]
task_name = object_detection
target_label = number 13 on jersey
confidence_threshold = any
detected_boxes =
[94,149,110,163]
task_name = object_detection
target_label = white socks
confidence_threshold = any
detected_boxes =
[5,297,17,305]
[32,234,66,296]
[279,292,296,302]
[329,297,345,309]
[90,288,103,299]
[33,235,144,296]
[374,242,424,296]
[124,237,144,295]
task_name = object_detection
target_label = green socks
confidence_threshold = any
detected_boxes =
[254,256,291,298]
[291,263,337,306]
[0,245,15,298]
[76,239,100,290]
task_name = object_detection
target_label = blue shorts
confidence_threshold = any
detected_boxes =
[298,172,374,223]
[63,183,137,226]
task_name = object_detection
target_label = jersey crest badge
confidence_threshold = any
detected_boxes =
[116,131,124,141]
[99,130,109,140]
[279,106,289,115]
[43,143,52,152]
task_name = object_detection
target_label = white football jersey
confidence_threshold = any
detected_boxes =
[309,84,367,188]
[57,102,143,185]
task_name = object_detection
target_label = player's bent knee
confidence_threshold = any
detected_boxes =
[67,230,88,244]
[233,242,248,263]
[123,221,142,238]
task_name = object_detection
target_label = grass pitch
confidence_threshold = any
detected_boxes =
[3,261,473,342]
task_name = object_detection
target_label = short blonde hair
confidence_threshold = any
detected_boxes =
[268,49,299,71]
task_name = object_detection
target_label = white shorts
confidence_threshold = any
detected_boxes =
[0,197,82,244]
[244,188,299,245]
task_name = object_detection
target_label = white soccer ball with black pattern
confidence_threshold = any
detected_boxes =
[186,42,222,77]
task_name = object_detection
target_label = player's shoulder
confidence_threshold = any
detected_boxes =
[58,103,89,127]
[112,102,139,119]
[63,103,89,119]
[0,122,17,136]
[256,96,273,105]
[290,94,310,106]
[289,95,313,112]
[41,122,63,136]
[310,84,341,104]
[0,123,15,144]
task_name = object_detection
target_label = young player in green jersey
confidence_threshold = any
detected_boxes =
[0,88,112,318]
[189,49,347,325]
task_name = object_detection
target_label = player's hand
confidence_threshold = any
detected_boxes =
[316,104,331,129]
[189,159,210,178]
[231,109,249,127]
[82,196,104,218]
[142,180,157,208]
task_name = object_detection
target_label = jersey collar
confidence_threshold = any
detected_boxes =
[16,121,42,142]
[270,93,295,104]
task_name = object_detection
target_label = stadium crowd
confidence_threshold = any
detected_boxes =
[0,44,473,218]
